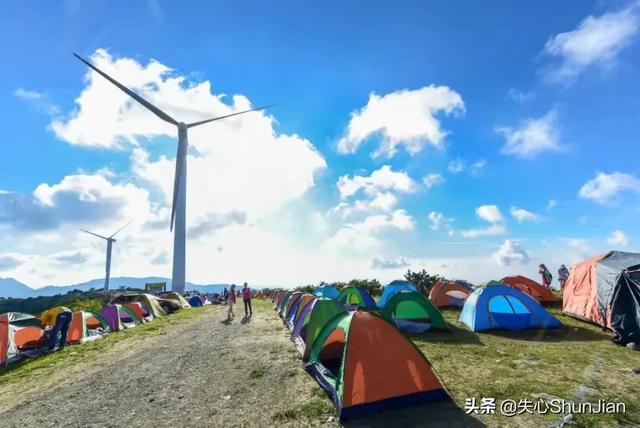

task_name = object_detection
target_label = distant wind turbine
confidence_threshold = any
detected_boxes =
[74,53,273,294]
[81,221,132,292]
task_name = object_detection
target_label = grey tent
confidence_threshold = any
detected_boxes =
[563,251,640,346]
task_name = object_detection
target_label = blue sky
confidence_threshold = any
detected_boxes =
[1,0,639,288]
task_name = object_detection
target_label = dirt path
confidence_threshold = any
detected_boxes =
[0,302,337,427]
[0,302,480,427]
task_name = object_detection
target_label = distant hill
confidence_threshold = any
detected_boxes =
[0,277,240,298]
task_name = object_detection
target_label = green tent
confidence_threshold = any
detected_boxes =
[381,291,448,332]
[335,286,378,310]
[291,298,346,359]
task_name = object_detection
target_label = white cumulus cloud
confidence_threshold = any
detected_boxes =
[423,173,445,189]
[608,230,630,246]
[578,172,640,204]
[323,209,415,253]
[476,205,503,223]
[542,3,640,83]
[337,165,415,199]
[493,239,531,266]
[337,85,464,158]
[496,110,561,159]
[510,206,539,223]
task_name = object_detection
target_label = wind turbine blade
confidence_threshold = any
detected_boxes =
[186,104,274,129]
[80,229,109,240]
[73,53,178,126]
[109,220,133,239]
[170,137,188,231]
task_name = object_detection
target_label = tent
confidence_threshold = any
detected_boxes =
[284,292,305,321]
[563,251,640,345]
[335,287,377,310]
[377,280,417,308]
[99,304,140,332]
[314,285,340,299]
[501,275,558,304]
[305,310,449,421]
[283,293,305,327]
[124,302,151,322]
[159,292,191,309]
[381,291,448,333]
[292,295,316,326]
[0,313,43,366]
[459,282,562,332]
[188,295,204,307]
[272,290,285,307]
[292,298,347,358]
[68,311,110,344]
[276,291,293,315]
[111,294,166,318]
[429,281,474,308]
[278,292,300,318]
[285,294,314,330]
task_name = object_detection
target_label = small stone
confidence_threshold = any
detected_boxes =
[531,392,562,403]
[222,395,231,400]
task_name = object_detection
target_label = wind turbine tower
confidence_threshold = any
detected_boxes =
[81,221,131,292]
[74,53,272,294]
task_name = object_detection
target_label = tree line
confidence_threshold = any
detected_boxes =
[290,269,444,297]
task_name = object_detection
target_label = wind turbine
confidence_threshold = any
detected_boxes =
[81,221,132,292]
[74,53,273,294]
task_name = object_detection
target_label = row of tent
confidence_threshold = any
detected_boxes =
[0,291,208,366]
[267,251,640,420]
[268,281,563,420]
[270,287,450,421]
[278,278,563,333]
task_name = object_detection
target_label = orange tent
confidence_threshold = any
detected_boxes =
[1,313,43,366]
[429,281,473,308]
[124,302,148,322]
[68,311,110,344]
[306,311,449,420]
[501,275,558,303]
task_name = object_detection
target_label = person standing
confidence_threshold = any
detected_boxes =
[44,307,72,351]
[539,264,553,289]
[227,284,236,319]
[558,264,570,289]
[242,282,253,317]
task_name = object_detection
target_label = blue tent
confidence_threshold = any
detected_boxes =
[314,285,340,299]
[188,295,204,307]
[459,282,562,331]
[377,280,418,308]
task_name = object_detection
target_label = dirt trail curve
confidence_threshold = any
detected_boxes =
[0,303,337,427]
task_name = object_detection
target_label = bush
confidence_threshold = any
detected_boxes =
[404,269,443,295]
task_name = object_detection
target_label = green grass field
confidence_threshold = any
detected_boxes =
[410,303,640,426]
